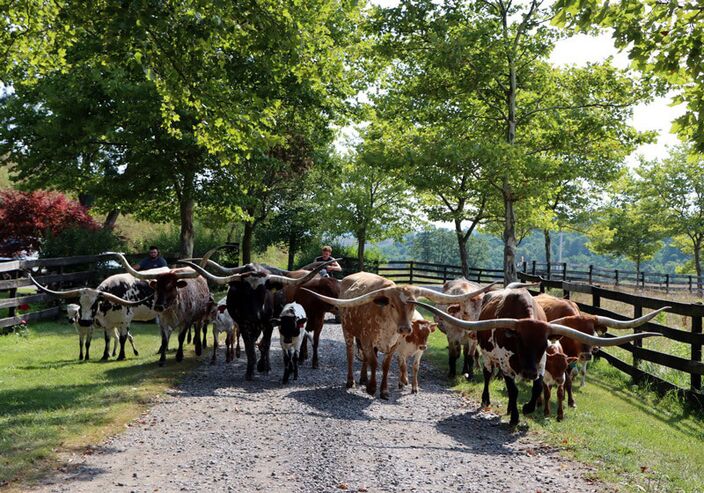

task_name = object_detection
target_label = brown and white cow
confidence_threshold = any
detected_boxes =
[112,254,212,366]
[414,294,662,426]
[435,278,500,380]
[302,272,493,399]
[397,310,438,394]
[542,340,577,421]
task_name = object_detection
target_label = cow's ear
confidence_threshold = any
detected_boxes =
[271,318,281,326]
[176,280,188,288]
[217,305,228,313]
[447,304,461,316]
[149,280,157,289]
[429,322,438,333]
[548,335,563,342]
[373,296,389,306]
[297,318,307,327]
[567,356,579,364]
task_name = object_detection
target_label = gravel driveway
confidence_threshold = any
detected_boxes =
[35,322,600,493]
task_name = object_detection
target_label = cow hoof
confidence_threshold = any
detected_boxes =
[557,414,564,422]
[380,391,390,400]
[133,350,139,356]
[346,380,354,389]
[100,354,109,361]
[509,419,519,427]
[210,359,217,366]
[463,373,472,381]
[235,349,241,358]
[158,360,166,367]
[398,382,404,389]
[366,385,376,396]
[411,388,418,394]
[359,375,368,386]
[84,355,90,361]
[175,352,184,362]
[117,355,126,361]
[312,358,319,369]
[568,402,576,408]
[245,372,254,381]
[522,403,536,415]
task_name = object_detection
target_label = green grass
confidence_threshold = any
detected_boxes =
[0,319,199,489]
[424,329,704,493]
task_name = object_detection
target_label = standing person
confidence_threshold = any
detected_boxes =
[315,245,342,277]
[133,245,168,271]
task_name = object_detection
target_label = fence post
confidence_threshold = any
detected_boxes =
[692,315,702,394]
[547,262,552,280]
[632,303,643,383]
[562,262,568,281]
[615,270,619,286]
[641,271,645,289]
[689,275,693,292]
[588,265,593,284]
[409,261,414,284]
[531,260,536,275]
[7,270,18,318]
[592,289,601,309]
[477,269,483,283]
[665,274,670,293]
[443,265,447,282]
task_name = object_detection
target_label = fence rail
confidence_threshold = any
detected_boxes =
[523,260,704,293]
[518,272,704,406]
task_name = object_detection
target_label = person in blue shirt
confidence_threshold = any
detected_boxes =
[134,245,168,271]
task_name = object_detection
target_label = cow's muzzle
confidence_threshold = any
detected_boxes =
[521,370,539,381]
[398,324,412,334]
[78,320,92,327]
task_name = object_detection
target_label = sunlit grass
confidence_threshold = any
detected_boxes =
[423,329,704,493]
[0,319,199,489]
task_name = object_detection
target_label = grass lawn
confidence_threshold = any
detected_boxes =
[0,318,199,489]
[423,328,704,493]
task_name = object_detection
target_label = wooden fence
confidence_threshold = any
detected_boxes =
[356,260,504,285]
[524,260,704,293]
[518,272,704,406]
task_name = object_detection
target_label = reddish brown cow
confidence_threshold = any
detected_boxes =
[543,340,577,420]
[303,273,487,399]
[414,290,662,425]
[396,310,438,393]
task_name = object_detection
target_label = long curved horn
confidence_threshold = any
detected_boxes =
[109,252,157,279]
[98,291,154,307]
[409,301,519,331]
[548,323,661,346]
[413,282,500,304]
[301,286,398,308]
[506,282,541,289]
[267,258,341,286]
[28,273,87,298]
[183,258,249,275]
[176,260,248,285]
[593,306,671,330]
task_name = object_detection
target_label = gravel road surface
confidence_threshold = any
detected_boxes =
[35,322,600,493]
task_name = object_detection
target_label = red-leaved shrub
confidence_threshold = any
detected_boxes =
[0,190,98,256]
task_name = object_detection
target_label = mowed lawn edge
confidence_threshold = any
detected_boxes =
[0,319,200,490]
[422,327,704,493]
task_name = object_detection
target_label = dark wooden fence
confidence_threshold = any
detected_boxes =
[524,260,704,293]
[519,272,704,406]
[356,260,503,285]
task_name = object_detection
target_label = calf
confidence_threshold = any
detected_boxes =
[397,310,437,393]
[542,340,577,421]
[272,302,309,384]
[208,296,240,364]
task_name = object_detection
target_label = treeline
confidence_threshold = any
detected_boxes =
[2,1,704,282]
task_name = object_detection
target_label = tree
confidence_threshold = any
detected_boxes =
[326,149,416,272]
[638,144,704,281]
[372,0,650,282]
[554,0,704,149]
[588,178,666,276]
[0,190,98,255]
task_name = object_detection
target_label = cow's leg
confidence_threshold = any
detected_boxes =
[226,331,234,362]
[293,350,299,380]
[447,337,459,378]
[481,366,492,407]
[193,323,202,356]
[78,328,85,361]
[299,331,309,362]
[504,376,520,426]
[543,382,551,417]
[235,329,241,358]
[243,330,257,380]
[312,323,323,369]
[176,326,187,362]
[379,351,394,400]
[398,355,408,389]
[202,323,208,349]
[344,331,355,389]
[522,376,543,415]
[257,324,273,373]
[126,330,139,356]
[359,355,368,386]
[84,327,93,361]
[111,328,118,357]
[580,361,588,387]
[117,331,128,361]
[556,383,565,421]
[101,329,111,360]
[158,327,171,367]
[186,325,192,344]
[211,328,219,365]
[411,352,422,394]
[461,341,473,380]
[566,371,576,408]
[363,344,377,397]
[282,349,291,384]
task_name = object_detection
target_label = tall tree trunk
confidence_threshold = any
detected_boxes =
[544,229,551,279]
[357,228,366,272]
[103,209,120,231]
[503,181,518,284]
[242,222,254,264]
[226,223,237,243]
[455,219,469,279]
[287,233,297,271]
[179,197,194,258]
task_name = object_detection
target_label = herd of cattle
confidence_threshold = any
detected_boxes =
[29,248,666,426]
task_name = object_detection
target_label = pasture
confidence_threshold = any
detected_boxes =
[0,319,198,488]
[423,329,704,493]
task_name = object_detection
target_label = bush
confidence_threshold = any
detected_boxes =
[41,226,125,258]
[138,221,229,258]
[0,190,98,256]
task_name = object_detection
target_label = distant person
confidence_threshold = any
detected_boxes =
[315,246,341,277]
[134,246,168,271]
